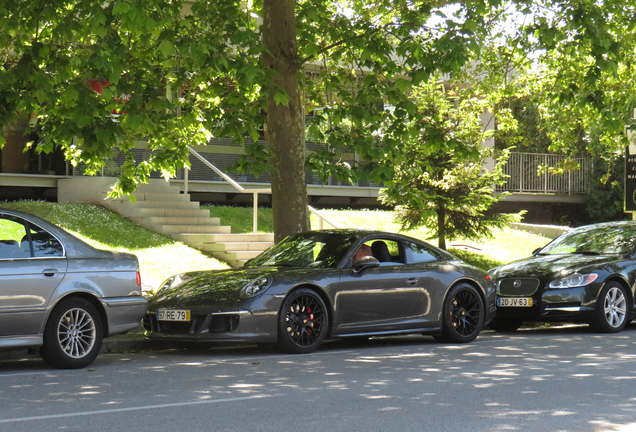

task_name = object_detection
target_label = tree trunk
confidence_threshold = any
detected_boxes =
[437,207,447,250]
[262,0,309,243]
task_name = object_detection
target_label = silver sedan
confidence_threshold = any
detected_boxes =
[0,208,147,369]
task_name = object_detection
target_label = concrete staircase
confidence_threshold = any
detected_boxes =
[61,178,274,267]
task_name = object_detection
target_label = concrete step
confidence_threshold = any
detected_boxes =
[125,207,211,218]
[214,250,263,261]
[205,233,275,243]
[202,241,274,253]
[112,192,192,202]
[134,181,180,191]
[114,200,201,210]
[130,216,222,226]
[154,225,232,235]
[172,233,273,249]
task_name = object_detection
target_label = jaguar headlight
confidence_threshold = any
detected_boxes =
[549,273,598,289]
[239,276,273,299]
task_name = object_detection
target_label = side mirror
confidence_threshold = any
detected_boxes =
[353,256,380,272]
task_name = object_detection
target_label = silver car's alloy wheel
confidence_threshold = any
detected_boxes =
[603,287,627,328]
[40,297,104,369]
[57,308,97,359]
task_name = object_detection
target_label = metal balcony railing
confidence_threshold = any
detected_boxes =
[495,152,592,195]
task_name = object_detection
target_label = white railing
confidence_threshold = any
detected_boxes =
[496,152,592,195]
[185,146,339,233]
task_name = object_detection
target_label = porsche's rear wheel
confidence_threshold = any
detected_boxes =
[437,283,484,343]
[277,288,328,354]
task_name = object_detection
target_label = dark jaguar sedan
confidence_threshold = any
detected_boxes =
[144,229,496,353]
[489,221,636,333]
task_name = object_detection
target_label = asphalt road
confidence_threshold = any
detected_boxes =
[2,325,636,432]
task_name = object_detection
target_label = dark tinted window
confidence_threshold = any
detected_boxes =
[29,226,64,257]
[246,232,357,268]
[406,242,438,263]
[540,223,636,255]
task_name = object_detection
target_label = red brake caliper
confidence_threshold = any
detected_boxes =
[307,307,313,334]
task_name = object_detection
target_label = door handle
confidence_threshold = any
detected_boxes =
[406,277,419,285]
[42,269,58,277]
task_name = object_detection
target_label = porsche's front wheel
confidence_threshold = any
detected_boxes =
[277,288,328,354]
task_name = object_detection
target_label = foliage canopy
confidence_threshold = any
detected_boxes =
[1,0,635,237]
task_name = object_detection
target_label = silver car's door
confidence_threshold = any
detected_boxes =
[0,216,68,336]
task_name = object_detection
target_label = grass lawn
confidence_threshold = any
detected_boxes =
[204,205,550,270]
[0,201,228,291]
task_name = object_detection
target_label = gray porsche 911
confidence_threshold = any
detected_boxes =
[0,208,147,369]
[145,230,496,353]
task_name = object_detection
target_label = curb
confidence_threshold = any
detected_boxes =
[0,331,155,362]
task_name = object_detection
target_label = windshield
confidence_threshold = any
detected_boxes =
[245,232,358,268]
[539,224,636,256]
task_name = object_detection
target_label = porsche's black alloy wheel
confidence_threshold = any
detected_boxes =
[438,283,484,343]
[40,297,103,369]
[278,288,328,354]
[592,282,628,333]
[488,317,523,333]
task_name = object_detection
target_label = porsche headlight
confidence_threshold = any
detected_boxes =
[549,273,598,289]
[239,276,273,299]
[158,276,175,292]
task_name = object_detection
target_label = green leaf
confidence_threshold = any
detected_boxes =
[158,40,175,58]
[395,78,411,92]
[112,2,130,15]
[76,115,92,128]
[273,90,290,107]
[464,19,478,32]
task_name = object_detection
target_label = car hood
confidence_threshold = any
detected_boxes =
[491,254,618,279]
[148,267,281,308]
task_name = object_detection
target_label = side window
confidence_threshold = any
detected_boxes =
[406,242,439,264]
[0,217,30,259]
[368,239,404,265]
[29,226,64,257]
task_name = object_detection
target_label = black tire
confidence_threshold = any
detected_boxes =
[592,282,629,333]
[437,283,484,343]
[277,288,328,354]
[40,297,103,369]
[488,317,524,333]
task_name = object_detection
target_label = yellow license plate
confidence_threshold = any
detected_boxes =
[156,309,191,321]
